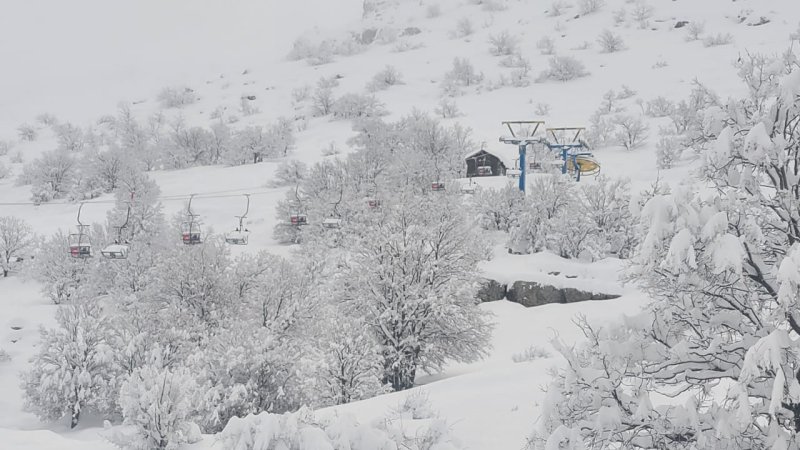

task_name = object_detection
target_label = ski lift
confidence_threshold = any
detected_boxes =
[225,194,250,245]
[431,182,446,191]
[507,168,522,179]
[101,196,132,259]
[290,214,308,226]
[476,165,492,176]
[181,195,202,245]
[461,177,477,194]
[68,203,93,259]
[367,198,381,208]
[322,188,344,229]
[322,217,342,229]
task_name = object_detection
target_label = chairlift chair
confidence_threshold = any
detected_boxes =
[181,222,202,245]
[431,182,446,191]
[100,244,129,259]
[68,233,93,258]
[290,214,308,226]
[367,198,381,208]
[507,168,521,179]
[101,194,133,259]
[68,203,93,258]
[322,217,342,229]
[476,165,493,176]
[181,195,203,245]
[225,194,251,245]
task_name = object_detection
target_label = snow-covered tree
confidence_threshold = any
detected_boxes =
[22,299,118,428]
[474,182,525,232]
[342,191,491,390]
[34,231,91,304]
[116,363,201,449]
[534,55,800,449]
[21,149,77,202]
[316,316,388,405]
[0,216,33,277]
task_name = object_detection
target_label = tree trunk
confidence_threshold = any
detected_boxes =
[70,402,80,429]
[384,351,418,391]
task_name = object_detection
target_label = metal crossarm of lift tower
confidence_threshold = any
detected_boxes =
[498,120,546,145]
[546,127,588,148]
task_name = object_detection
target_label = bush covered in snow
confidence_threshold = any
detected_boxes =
[596,30,625,53]
[536,56,589,82]
[157,86,196,108]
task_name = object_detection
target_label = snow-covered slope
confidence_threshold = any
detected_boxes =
[1,0,798,448]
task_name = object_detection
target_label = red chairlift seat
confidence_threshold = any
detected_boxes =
[477,165,492,176]
[290,214,308,226]
[367,199,381,208]
[69,243,93,259]
[180,222,202,245]
[68,233,92,259]
[431,182,445,191]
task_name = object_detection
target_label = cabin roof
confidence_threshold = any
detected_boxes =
[464,146,518,168]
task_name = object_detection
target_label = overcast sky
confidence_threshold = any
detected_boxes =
[0,0,362,133]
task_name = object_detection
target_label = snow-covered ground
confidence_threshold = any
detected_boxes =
[1,0,798,448]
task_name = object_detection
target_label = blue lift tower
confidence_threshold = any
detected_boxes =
[498,120,545,193]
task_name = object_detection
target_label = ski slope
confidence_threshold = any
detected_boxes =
[1,0,798,448]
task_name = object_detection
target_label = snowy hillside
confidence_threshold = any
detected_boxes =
[1,0,800,449]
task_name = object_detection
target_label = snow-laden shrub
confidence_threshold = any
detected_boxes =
[512,345,551,362]
[0,161,9,180]
[367,65,404,92]
[331,93,386,120]
[436,97,461,118]
[453,17,473,38]
[157,86,196,108]
[426,3,441,18]
[685,21,705,41]
[0,140,12,156]
[36,113,59,127]
[311,76,338,117]
[612,7,626,25]
[645,96,675,117]
[55,123,86,152]
[578,0,604,15]
[630,1,653,27]
[656,133,682,169]
[271,159,308,187]
[17,123,37,141]
[548,1,570,17]
[220,407,457,450]
[474,182,525,231]
[488,30,520,56]
[597,29,624,53]
[703,32,733,47]
[444,57,484,87]
[537,56,589,82]
[613,114,649,150]
[115,364,201,450]
[536,36,555,55]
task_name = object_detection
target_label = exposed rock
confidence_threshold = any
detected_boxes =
[360,28,379,45]
[402,27,421,36]
[674,20,689,28]
[476,279,506,302]
[506,281,620,307]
